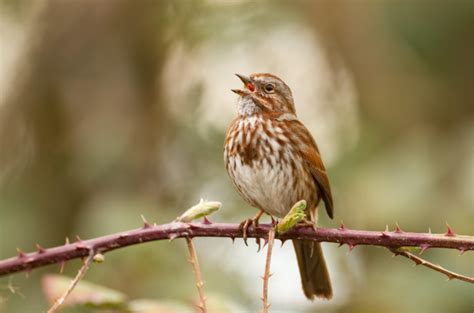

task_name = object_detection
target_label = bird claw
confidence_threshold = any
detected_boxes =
[238,211,263,247]
[238,218,252,246]
[256,237,262,252]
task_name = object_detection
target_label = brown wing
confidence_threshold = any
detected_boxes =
[289,120,334,219]
[302,147,334,219]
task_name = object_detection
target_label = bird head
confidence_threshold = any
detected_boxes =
[232,73,296,116]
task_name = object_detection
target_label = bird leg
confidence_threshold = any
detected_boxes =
[239,209,264,247]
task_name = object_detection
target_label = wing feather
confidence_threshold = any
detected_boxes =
[290,120,334,219]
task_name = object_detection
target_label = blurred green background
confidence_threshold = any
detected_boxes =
[0,0,473,312]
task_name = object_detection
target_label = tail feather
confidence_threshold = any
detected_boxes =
[293,240,332,300]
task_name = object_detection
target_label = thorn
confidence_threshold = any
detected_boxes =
[338,242,344,248]
[280,239,287,247]
[36,244,46,254]
[419,244,430,254]
[16,248,26,259]
[202,216,212,224]
[348,243,357,252]
[339,221,347,231]
[428,227,432,234]
[65,237,70,245]
[445,223,456,237]
[381,225,391,237]
[394,222,402,233]
[17,248,26,258]
[230,236,235,244]
[458,247,466,255]
[75,235,82,242]
[141,214,152,229]
[168,233,178,242]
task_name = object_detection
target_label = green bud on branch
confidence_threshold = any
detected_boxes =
[176,199,222,223]
[276,200,307,234]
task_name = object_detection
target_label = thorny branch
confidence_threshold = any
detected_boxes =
[1,222,472,277]
[389,247,474,284]
[186,237,207,313]
[0,221,472,281]
[46,250,95,313]
[261,228,275,313]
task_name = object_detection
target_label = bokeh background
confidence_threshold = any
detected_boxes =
[0,0,473,312]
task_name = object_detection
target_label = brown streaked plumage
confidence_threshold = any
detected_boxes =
[224,73,334,300]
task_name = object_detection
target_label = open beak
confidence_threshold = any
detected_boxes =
[232,73,254,96]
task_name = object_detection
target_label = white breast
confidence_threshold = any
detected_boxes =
[225,117,316,218]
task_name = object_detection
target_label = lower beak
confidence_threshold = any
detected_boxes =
[231,89,248,96]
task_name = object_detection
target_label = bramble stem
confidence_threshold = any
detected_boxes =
[262,228,275,313]
[0,222,472,278]
[186,238,207,313]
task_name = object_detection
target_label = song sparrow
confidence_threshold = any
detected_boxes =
[224,73,334,300]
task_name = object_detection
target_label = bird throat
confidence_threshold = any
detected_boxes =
[238,96,262,116]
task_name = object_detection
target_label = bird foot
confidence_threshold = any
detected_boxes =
[239,210,264,247]
[301,219,316,229]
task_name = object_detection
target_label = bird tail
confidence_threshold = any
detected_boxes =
[293,240,332,300]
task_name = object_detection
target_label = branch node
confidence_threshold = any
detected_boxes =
[339,221,347,231]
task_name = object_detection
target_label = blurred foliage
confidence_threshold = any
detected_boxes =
[0,0,473,312]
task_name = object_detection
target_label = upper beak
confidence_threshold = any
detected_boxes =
[235,73,252,85]
[232,73,253,95]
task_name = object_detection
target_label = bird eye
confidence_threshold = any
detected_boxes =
[264,84,275,93]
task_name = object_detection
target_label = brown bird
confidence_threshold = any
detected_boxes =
[224,73,334,300]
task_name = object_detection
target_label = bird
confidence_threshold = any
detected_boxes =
[224,73,334,300]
